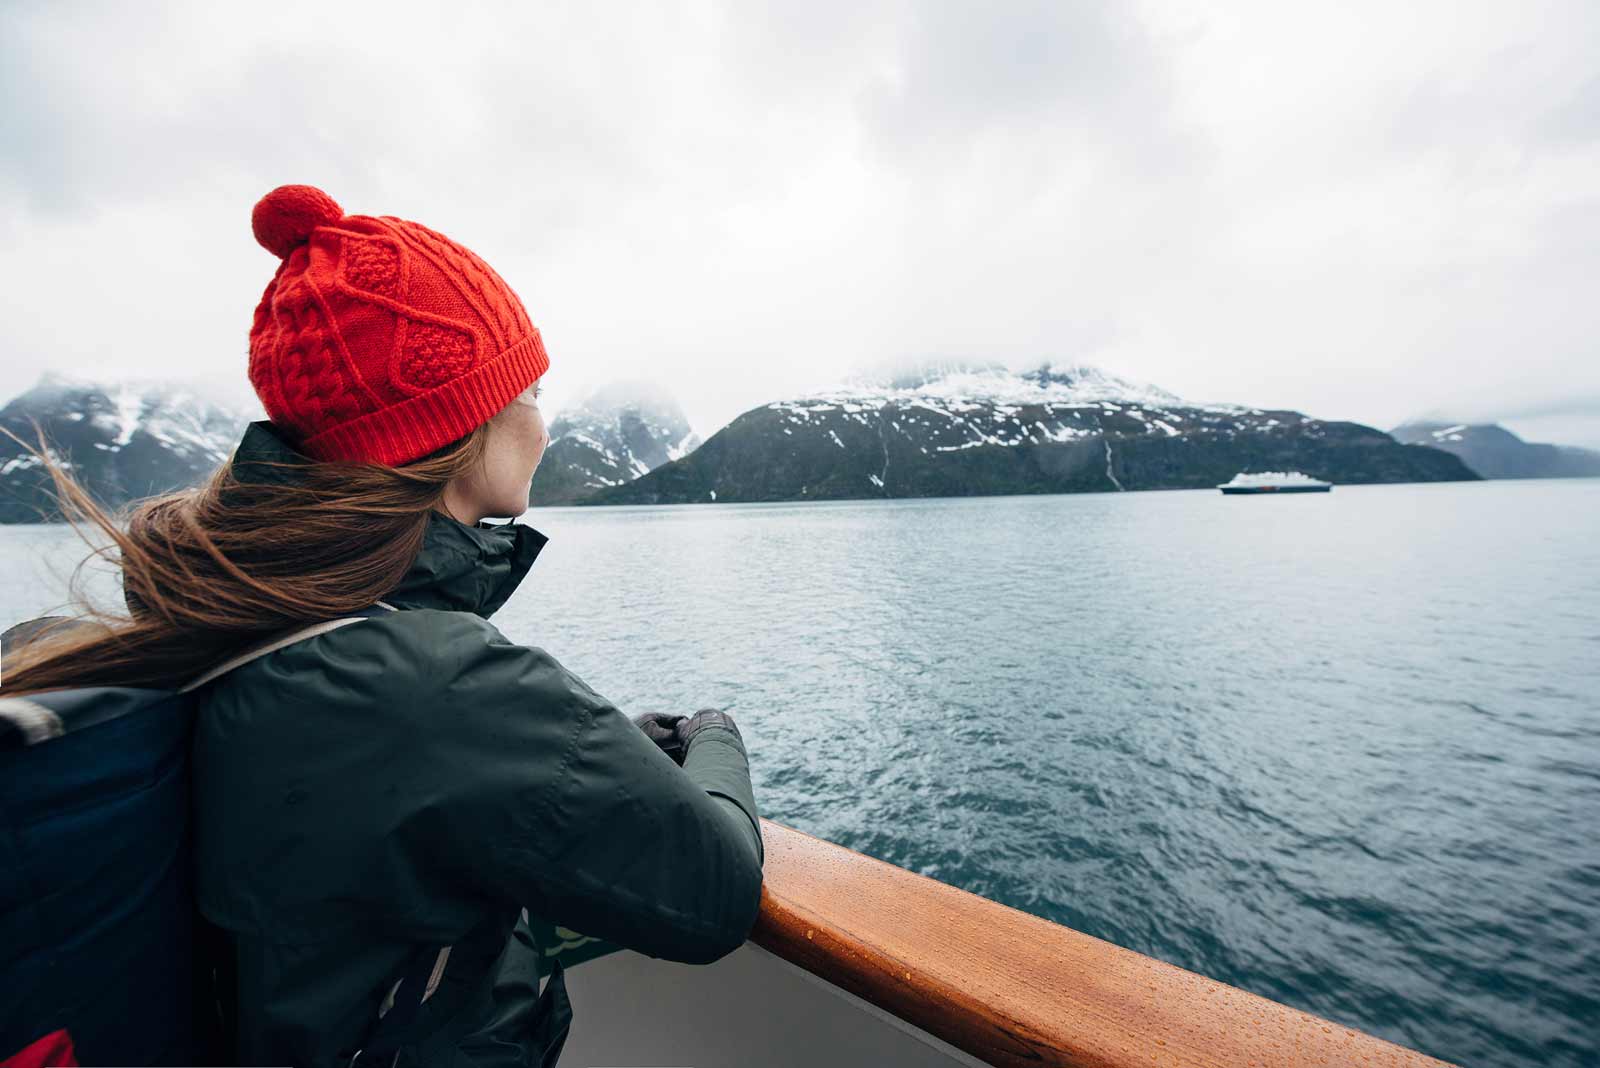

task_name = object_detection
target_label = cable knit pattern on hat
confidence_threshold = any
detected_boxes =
[246,184,549,466]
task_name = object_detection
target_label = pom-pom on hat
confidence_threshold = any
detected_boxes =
[246,184,549,466]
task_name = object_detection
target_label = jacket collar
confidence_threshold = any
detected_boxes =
[385,510,545,618]
[229,420,546,620]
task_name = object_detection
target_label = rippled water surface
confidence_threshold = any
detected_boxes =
[5,480,1598,1066]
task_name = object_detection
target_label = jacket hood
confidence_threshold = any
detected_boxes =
[227,420,546,619]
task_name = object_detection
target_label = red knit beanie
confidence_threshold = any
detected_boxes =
[246,184,549,466]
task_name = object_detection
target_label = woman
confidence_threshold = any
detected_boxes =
[1,185,765,1066]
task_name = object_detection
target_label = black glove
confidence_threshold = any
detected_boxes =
[675,708,745,752]
[630,709,745,766]
[630,712,689,765]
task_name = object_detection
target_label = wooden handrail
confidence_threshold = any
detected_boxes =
[750,819,1454,1068]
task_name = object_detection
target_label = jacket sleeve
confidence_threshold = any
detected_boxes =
[386,611,765,965]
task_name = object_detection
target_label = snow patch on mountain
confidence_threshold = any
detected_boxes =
[772,361,1248,420]
[760,362,1276,456]
[806,360,1235,409]
[529,380,701,504]
[21,371,253,462]
[0,372,255,522]
[549,381,701,481]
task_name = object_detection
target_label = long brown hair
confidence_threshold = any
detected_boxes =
[1,421,491,696]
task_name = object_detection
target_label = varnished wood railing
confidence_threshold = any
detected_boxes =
[750,819,1454,1068]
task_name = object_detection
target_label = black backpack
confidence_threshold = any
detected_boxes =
[0,605,480,1065]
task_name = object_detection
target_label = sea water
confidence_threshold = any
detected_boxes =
[4,478,1596,1067]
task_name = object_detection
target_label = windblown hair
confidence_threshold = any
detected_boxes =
[0,422,491,696]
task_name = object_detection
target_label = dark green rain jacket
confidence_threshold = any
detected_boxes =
[192,422,766,1067]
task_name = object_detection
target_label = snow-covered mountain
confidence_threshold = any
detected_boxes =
[0,373,253,523]
[587,362,1478,504]
[847,360,1195,409]
[528,380,701,505]
[1390,421,1600,479]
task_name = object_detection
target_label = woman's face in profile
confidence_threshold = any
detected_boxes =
[451,381,550,521]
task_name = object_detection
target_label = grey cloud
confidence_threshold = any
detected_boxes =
[1,1,1596,447]
[857,1,1190,172]
[1538,73,1600,145]
[1,7,385,216]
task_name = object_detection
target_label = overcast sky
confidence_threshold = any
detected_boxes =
[3,1,1597,445]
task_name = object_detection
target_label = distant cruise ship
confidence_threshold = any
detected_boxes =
[1218,471,1332,495]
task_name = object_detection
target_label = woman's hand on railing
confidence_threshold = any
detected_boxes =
[631,709,746,767]
[675,708,745,751]
[630,711,688,764]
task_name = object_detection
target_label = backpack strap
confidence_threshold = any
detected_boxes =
[177,602,398,694]
[350,923,573,1068]
[0,696,65,746]
[349,945,452,1067]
